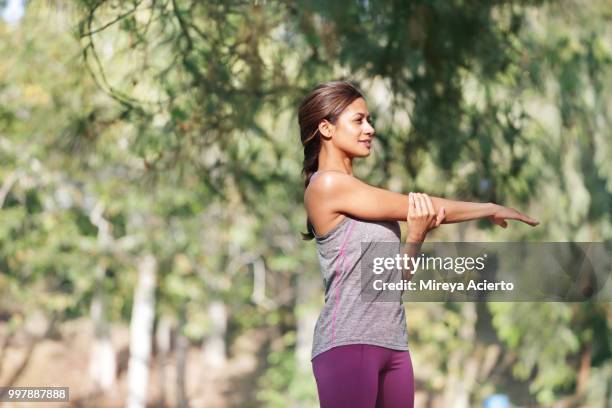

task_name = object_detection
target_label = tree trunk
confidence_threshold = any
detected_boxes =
[126,254,157,408]
[176,308,189,408]
[155,315,172,408]
[442,302,477,408]
[295,273,318,371]
[89,264,116,392]
[202,300,227,368]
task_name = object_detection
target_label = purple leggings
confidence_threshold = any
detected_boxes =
[312,344,414,408]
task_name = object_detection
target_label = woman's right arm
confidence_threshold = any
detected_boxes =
[401,193,442,282]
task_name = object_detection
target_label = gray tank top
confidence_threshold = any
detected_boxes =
[311,211,409,360]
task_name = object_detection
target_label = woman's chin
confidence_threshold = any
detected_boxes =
[348,147,372,158]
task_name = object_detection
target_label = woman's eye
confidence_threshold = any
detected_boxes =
[354,117,374,125]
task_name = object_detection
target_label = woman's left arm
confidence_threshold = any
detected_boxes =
[305,173,538,228]
[428,197,539,228]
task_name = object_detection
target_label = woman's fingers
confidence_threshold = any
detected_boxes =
[407,192,416,220]
[421,193,436,227]
[508,209,539,227]
[408,192,416,216]
[424,193,435,216]
[407,193,446,233]
[490,216,508,228]
[493,206,540,228]
[415,193,423,217]
[421,194,429,218]
[520,214,539,226]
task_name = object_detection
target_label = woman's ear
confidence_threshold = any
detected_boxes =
[318,120,334,139]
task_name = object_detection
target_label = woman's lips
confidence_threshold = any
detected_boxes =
[359,140,372,149]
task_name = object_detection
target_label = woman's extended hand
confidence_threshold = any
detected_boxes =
[489,204,539,228]
[407,193,446,242]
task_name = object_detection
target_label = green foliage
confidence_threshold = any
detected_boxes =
[256,330,318,407]
[0,0,610,405]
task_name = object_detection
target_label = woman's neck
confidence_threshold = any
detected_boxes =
[318,145,353,176]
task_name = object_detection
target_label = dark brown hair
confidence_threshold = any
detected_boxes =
[298,81,365,240]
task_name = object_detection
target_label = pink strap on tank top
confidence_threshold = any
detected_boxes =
[330,219,355,347]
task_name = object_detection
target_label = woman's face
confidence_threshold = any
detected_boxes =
[326,97,375,157]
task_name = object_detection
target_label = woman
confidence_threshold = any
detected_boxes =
[299,81,538,408]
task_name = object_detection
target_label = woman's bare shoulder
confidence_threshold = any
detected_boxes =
[304,171,353,236]
[305,171,408,222]
[305,171,354,198]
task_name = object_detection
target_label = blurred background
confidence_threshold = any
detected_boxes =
[0,0,610,407]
